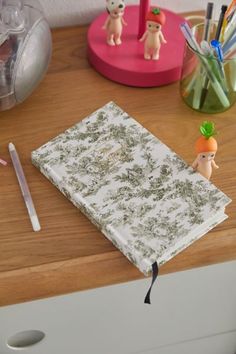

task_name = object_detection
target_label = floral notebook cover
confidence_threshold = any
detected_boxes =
[32,102,231,275]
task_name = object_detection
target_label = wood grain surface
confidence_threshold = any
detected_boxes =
[0,21,235,306]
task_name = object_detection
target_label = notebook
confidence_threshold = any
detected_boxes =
[32,102,231,277]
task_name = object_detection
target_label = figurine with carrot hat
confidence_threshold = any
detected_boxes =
[192,121,219,180]
[139,7,167,60]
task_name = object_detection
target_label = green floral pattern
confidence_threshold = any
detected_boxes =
[32,102,231,275]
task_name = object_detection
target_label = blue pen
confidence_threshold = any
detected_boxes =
[211,40,224,61]
[180,23,203,53]
[210,39,228,92]
[201,40,226,87]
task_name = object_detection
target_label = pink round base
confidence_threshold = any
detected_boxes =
[88,5,186,87]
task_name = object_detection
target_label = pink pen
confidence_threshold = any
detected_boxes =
[0,157,7,166]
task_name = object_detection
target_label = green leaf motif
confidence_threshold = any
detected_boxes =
[152,8,160,15]
[199,121,217,139]
[200,126,207,136]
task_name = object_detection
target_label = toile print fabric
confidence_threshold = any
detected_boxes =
[32,102,231,275]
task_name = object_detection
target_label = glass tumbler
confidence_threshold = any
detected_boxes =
[180,23,236,114]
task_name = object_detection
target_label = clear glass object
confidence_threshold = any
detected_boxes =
[0,0,50,111]
[180,23,236,114]
[0,0,25,109]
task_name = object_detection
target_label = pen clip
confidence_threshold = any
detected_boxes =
[211,39,224,62]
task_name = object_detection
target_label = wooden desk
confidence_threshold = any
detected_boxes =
[0,24,235,307]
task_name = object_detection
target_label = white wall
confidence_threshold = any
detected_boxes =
[38,0,231,28]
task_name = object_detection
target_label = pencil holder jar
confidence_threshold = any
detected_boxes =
[180,23,236,114]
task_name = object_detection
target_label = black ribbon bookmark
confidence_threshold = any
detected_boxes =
[144,262,159,305]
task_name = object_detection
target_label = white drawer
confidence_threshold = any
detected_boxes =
[139,331,236,354]
[0,261,236,354]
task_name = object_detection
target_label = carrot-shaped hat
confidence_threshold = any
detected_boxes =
[146,7,166,26]
[195,121,218,153]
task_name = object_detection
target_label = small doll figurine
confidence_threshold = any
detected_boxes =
[139,7,167,60]
[102,0,127,46]
[192,121,219,180]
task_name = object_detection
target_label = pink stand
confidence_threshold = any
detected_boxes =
[88,5,186,87]
[138,0,150,40]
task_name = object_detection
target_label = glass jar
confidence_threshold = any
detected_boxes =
[180,23,236,114]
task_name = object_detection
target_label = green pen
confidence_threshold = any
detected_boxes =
[200,5,228,108]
